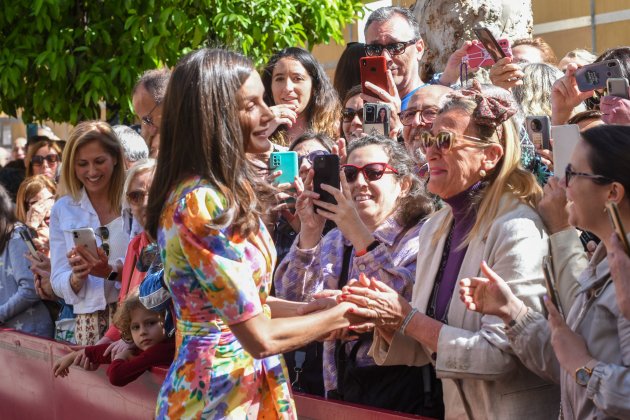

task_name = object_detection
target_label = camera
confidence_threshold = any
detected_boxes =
[364,104,377,123]
[73,231,79,238]
[529,119,543,132]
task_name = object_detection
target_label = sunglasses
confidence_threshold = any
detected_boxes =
[419,131,489,154]
[365,39,417,57]
[126,190,149,205]
[564,163,613,188]
[141,101,161,127]
[398,108,439,126]
[95,226,110,257]
[298,150,330,167]
[31,154,59,166]
[342,108,364,123]
[341,162,398,183]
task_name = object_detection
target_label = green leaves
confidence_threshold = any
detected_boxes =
[0,0,364,124]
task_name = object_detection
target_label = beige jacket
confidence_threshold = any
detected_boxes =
[508,241,630,419]
[371,196,560,419]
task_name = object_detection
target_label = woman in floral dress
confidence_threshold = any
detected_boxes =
[145,48,360,419]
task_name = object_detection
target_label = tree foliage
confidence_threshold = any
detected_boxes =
[0,0,364,124]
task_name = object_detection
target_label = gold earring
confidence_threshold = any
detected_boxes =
[479,169,486,178]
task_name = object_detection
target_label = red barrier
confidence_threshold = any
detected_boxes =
[0,329,433,420]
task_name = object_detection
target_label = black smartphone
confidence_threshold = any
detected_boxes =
[606,201,630,256]
[313,154,340,209]
[473,27,507,62]
[526,116,552,150]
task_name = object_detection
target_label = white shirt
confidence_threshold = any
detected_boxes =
[50,190,127,314]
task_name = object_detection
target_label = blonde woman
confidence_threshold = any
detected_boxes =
[343,86,560,418]
[49,121,128,346]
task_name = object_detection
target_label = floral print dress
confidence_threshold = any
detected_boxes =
[155,177,296,419]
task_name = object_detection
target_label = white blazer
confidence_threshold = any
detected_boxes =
[50,190,124,314]
[371,194,560,420]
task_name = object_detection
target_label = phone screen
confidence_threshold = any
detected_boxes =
[473,28,506,62]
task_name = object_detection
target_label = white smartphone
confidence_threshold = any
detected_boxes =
[71,228,99,257]
[551,124,581,179]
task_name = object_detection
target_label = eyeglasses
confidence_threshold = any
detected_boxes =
[141,101,161,128]
[95,226,110,257]
[419,131,489,154]
[298,150,330,167]
[126,190,149,205]
[341,162,398,183]
[342,108,364,123]
[564,163,613,188]
[399,108,439,126]
[365,39,417,57]
[31,154,59,166]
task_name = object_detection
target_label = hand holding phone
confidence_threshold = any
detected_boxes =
[464,37,512,68]
[542,256,564,318]
[526,116,552,150]
[16,225,42,262]
[363,103,390,136]
[360,56,388,94]
[313,154,340,210]
[269,151,299,185]
[575,59,623,92]
[472,27,510,63]
[606,77,630,100]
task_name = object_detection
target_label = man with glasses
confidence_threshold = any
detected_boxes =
[399,85,453,168]
[131,68,171,158]
[363,7,464,113]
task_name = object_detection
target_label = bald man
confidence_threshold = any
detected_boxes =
[401,84,453,169]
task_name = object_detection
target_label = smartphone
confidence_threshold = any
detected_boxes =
[551,124,580,179]
[472,27,508,62]
[542,256,564,318]
[313,154,340,209]
[526,116,552,150]
[269,151,299,185]
[575,59,623,92]
[360,56,388,94]
[71,228,99,257]
[463,38,512,68]
[363,103,390,136]
[607,77,630,99]
[606,201,630,256]
[15,225,41,261]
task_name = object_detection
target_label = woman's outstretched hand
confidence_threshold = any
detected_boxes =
[459,261,524,325]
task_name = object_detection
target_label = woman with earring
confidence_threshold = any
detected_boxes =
[342,85,560,418]
[460,125,630,419]
[49,121,128,346]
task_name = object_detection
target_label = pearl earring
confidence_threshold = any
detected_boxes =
[479,169,486,178]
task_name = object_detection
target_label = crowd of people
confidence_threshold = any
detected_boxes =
[1,5,630,419]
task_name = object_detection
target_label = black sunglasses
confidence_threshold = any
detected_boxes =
[298,150,329,166]
[365,39,417,57]
[95,226,110,257]
[341,162,398,183]
[31,154,59,166]
[564,163,613,188]
[342,108,364,123]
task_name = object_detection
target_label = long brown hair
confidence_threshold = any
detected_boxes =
[145,48,261,239]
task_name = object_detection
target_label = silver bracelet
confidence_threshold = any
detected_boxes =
[400,308,418,335]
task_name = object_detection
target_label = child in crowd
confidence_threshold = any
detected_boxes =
[53,291,174,387]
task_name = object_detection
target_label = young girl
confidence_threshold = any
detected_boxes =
[53,292,174,387]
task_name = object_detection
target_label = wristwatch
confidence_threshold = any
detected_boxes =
[575,359,597,386]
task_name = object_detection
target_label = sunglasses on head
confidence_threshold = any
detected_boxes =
[298,150,329,167]
[126,190,149,205]
[31,154,59,166]
[341,162,398,183]
[95,226,110,257]
[419,131,489,154]
[342,108,364,123]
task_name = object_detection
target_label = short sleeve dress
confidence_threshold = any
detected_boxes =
[155,177,296,419]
